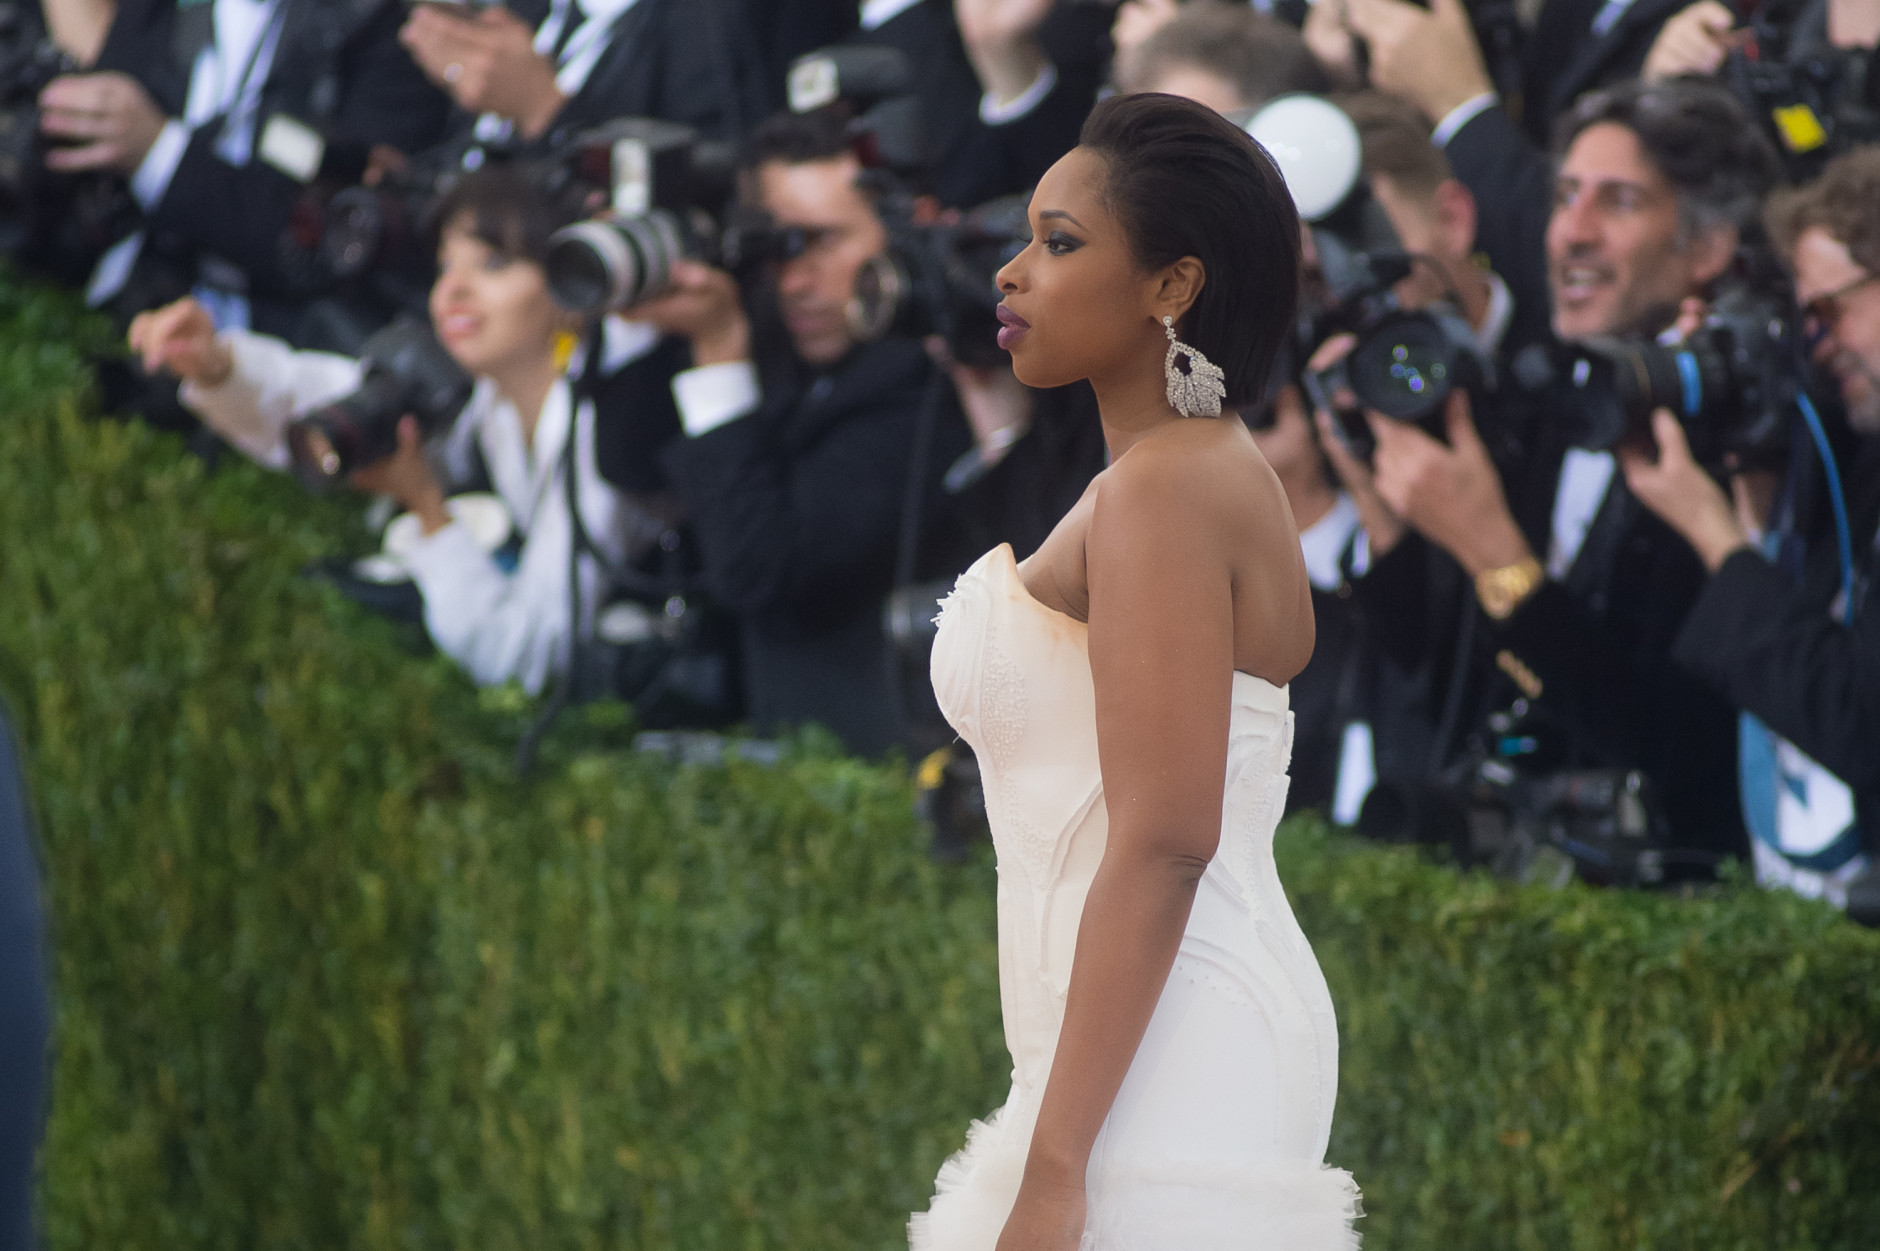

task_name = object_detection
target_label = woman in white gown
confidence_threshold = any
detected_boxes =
[913,93,1361,1251]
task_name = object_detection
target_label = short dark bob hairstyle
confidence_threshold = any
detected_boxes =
[428,165,577,268]
[1078,92,1301,409]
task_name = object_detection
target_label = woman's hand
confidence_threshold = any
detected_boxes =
[996,1173,1087,1251]
[127,297,233,386]
[349,416,451,535]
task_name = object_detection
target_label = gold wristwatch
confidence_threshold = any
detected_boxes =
[1475,556,1545,620]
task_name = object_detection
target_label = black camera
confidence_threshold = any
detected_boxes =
[786,43,924,175]
[1297,242,1491,462]
[1514,287,1800,470]
[848,193,1030,369]
[538,117,807,313]
[1358,693,1707,888]
[285,317,472,489]
[1722,7,1878,181]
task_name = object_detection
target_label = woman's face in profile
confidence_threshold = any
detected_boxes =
[995,147,1162,392]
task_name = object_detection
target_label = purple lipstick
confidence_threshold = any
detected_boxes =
[996,303,1030,351]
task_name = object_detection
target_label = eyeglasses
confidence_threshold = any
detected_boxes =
[1802,271,1879,338]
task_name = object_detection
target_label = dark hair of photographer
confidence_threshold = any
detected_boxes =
[1072,91,1301,409]
[426,163,572,269]
[1117,4,1330,112]
[1551,76,1783,244]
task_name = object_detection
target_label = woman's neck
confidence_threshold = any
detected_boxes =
[489,354,563,450]
[1089,341,1195,461]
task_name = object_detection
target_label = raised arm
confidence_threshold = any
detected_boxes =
[998,449,1240,1251]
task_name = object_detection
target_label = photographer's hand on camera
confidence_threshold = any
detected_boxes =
[348,416,450,535]
[399,4,565,140]
[1343,0,1494,126]
[625,259,751,368]
[127,297,231,388]
[1303,334,1407,557]
[1618,410,1755,573]
[36,71,165,174]
[1368,389,1535,581]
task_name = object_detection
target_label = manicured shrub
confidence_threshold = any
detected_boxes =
[1,278,1876,1249]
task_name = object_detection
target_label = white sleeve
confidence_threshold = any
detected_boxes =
[401,404,623,694]
[178,330,364,470]
[1431,93,1500,148]
[980,61,1057,126]
[672,359,760,436]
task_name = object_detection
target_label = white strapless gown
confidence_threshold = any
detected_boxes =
[912,544,1361,1251]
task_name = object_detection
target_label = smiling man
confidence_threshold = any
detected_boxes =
[1617,146,1880,919]
[1325,78,1782,864]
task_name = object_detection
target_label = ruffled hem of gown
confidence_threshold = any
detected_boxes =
[909,1102,1362,1251]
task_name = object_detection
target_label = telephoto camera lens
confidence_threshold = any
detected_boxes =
[285,319,473,491]
[544,209,688,313]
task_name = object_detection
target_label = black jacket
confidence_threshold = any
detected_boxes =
[1673,436,1880,847]
[92,0,450,335]
[516,0,769,147]
[1444,103,1555,361]
[658,336,968,757]
[1516,0,1691,142]
[1354,388,1746,860]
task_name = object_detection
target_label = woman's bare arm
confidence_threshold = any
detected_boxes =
[995,439,1247,1251]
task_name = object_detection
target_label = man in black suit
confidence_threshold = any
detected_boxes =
[626,108,971,757]
[35,0,453,338]
[1319,78,1782,865]
[1619,145,1880,917]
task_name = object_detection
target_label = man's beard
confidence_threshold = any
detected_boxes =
[1831,349,1880,435]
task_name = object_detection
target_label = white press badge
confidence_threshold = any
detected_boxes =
[258,113,325,183]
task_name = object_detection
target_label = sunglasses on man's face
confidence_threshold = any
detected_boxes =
[1803,271,1879,341]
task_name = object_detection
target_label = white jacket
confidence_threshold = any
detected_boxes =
[182,328,661,693]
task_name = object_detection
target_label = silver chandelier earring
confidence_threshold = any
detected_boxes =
[1163,315,1225,417]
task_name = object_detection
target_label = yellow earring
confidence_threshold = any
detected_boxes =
[553,328,580,374]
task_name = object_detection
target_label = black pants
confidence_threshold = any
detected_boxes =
[0,704,46,1251]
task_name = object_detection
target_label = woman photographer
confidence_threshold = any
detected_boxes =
[128,167,669,694]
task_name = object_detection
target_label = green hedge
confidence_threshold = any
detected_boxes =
[2,278,1877,1249]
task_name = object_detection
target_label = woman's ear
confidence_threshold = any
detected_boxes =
[1152,256,1207,328]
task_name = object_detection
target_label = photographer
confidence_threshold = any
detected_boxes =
[128,167,678,694]
[1321,78,1782,864]
[1619,145,1880,912]
[37,0,451,333]
[630,108,971,757]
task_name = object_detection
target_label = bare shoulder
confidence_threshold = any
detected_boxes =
[1091,418,1293,552]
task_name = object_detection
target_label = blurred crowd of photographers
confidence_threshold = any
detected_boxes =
[6,0,1879,917]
